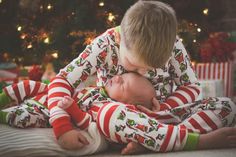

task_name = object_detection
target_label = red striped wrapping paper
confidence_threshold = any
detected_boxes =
[193,62,233,97]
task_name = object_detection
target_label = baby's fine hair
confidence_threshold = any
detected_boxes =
[121,0,177,68]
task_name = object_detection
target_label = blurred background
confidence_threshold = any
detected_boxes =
[0,0,236,98]
[1,0,236,66]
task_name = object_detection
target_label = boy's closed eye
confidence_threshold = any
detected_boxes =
[120,76,127,92]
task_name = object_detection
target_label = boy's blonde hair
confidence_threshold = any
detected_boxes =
[121,0,177,68]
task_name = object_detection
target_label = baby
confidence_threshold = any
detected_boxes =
[58,72,157,132]
[0,72,157,131]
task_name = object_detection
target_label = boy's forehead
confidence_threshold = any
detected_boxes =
[120,40,153,70]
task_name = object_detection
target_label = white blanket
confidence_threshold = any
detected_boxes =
[0,122,108,157]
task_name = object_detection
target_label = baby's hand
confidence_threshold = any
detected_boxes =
[58,129,89,150]
[58,96,74,109]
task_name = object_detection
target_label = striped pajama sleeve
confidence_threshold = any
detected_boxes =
[59,97,93,130]
[48,76,75,138]
[160,83,201,110]
[96,102,190,152]
[160,37,201,110]
[47,32,110,138]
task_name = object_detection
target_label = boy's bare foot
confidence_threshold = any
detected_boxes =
[121,142,147,155]
[198,127,236,150]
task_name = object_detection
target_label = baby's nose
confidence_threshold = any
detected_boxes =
[113,75,122,83]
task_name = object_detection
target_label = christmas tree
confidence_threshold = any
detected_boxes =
[0,0,135,68]
[0,0,236,67]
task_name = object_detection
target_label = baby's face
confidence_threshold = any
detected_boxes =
[105,73,132,103]
[105,73,155,108]
[119,39,152,75]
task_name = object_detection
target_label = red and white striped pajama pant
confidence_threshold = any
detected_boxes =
[2,80,50,128]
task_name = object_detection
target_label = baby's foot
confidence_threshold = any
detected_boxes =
[121,142,147,155]
[58,96,74,109]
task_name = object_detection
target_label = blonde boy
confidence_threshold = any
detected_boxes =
[48,0,236,153]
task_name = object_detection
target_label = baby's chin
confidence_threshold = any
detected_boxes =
[104,85,111,97]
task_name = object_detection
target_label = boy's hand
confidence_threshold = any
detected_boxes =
[58,129,89,150]
[58,96,74,109]
[198,127,236,150]
[137,97,160,116]
[151,97,160,111]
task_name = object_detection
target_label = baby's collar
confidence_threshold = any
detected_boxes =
[99,87,109,98]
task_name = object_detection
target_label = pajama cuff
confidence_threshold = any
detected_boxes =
[0,91,13,107]
[52,117,74,139]
[183,133,200,151]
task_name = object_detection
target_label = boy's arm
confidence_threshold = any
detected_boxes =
[122,127,236,154]
[58,96,92,130]
[183,127,236,151]
[48,76,75,138]
[160,37,201,110]
[96,102,195,152]
[49,87,90,150]
[48,31,110,138]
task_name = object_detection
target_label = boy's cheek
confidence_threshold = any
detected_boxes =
[136,69,147,75]
[119,56,127,68]
[121,61,133,71]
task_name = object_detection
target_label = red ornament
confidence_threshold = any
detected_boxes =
[200,32,236,62]
[28,65,43,81]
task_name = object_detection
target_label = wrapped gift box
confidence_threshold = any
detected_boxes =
[197,80,224,99]
[193,62,233,97]
[0,78,18,93]
[0,64,20,92]
[0,69,19,79]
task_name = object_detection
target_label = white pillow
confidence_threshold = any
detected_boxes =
[0,122,108,157]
